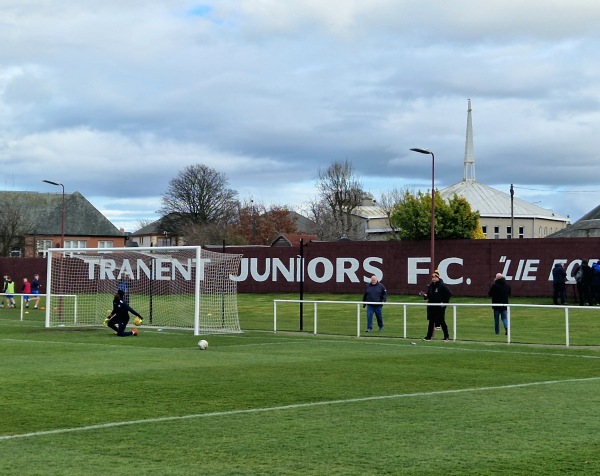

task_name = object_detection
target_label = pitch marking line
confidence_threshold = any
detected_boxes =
[2,376,599,442]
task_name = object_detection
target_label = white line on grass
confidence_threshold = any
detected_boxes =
[1,376,599,442]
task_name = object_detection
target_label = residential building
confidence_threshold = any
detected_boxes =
[0,191,125,257]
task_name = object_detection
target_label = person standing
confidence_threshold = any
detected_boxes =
[3,276,16,308]
[488,273,511,335]
[362,275,387,332]
[421,270,452,341]
[31,274,42,309]
[104,289,143,337]
[576,260,593,306]
[591,261,600,305]
[552,263,567,305]
[21,278,32,308]
[0,275,8,308]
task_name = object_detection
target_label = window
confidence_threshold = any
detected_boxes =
[65,240,87,248]
[36,240,53,257]
[494,226,500,239]
[98,241,114,249]
[518,226,525,239]
[506,226,512,239]
[481,225,487,238]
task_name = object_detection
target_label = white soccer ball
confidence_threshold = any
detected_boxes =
[198,339,208,350]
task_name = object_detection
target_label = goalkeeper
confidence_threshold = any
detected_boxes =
[105,289,143,337]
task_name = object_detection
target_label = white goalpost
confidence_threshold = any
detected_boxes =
[45,245,243,335]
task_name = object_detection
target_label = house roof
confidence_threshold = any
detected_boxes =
[270,233,319,247]
[547,203,600,238]
[131,219,162,235]
[439,180,569,222]
[351,205,387,219]
[0,190,123,236]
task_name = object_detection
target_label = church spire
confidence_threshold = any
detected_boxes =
[463,99,475,181]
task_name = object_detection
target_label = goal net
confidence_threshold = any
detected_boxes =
[45,246,243,335]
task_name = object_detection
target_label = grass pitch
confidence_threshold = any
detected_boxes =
[1,295,599,475]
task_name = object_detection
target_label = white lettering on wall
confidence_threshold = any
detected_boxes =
[337,258,360,283]
[363,257,384,283]
[438,258,463,285]
[308,258,334,283]
[407,257,430,284]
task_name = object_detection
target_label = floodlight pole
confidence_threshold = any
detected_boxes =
[43,179,65,248]
[410,148,436,273]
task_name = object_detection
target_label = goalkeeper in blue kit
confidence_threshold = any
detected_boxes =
[105,289,143,336]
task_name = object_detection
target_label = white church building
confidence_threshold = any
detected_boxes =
[354,99,569,240]
[438,99,569,239]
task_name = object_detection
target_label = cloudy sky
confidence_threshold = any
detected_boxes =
[2,1,600,232]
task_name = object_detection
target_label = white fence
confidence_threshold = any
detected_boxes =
[273,299,600,347]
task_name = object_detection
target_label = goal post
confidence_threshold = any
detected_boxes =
[45,245,243,335]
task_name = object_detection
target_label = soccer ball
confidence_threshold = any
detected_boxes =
[198,339,208,350]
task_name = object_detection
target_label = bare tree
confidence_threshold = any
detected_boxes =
[159,164,239,235]
[316,160,364,239]
[0,195,31,256]
[379,186,415,239]
[134,218,155,231]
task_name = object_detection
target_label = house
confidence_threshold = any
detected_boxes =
[546,204,600,238]
[351,198,393,241]
[128,219,183,247]
[0,191,125,257]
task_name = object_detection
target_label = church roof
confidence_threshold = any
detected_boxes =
[439,180,569,221]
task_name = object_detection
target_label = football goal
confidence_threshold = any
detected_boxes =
[45,245,243,335]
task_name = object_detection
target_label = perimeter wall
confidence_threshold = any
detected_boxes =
[2,237,599,298]
[220,237,600,298]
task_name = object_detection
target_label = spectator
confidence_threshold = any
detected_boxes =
[552,263,567,305]
[362,275,387,332]
[488,273,511,335]
[591,261,600,305]
[576,260,593,306]
[421,270,452,341]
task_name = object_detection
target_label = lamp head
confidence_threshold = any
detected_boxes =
[410,148,433,155]
[43,179,62,186]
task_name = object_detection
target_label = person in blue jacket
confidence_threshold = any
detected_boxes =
[362,275,387,332]
[105,289,143,337]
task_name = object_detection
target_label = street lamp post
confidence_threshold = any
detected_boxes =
[43,180,65,248]
[410,148,436,273]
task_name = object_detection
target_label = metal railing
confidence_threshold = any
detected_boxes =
[273,299,600,347]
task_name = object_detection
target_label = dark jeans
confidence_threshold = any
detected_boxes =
[366,304,384,330]
[553,282,566,304]
[577,283,591,305]
[425,309,449,340]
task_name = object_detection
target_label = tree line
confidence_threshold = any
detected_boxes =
[0,160,482,255]
[156,160,482,246]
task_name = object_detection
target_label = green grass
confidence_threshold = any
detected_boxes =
[1,295,599,475]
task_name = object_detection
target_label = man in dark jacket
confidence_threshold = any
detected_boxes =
[421,271,452,341]
[552,263,567,305]
[362,275,387,332]
[577,259,593,306]
[488,273,511,335]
